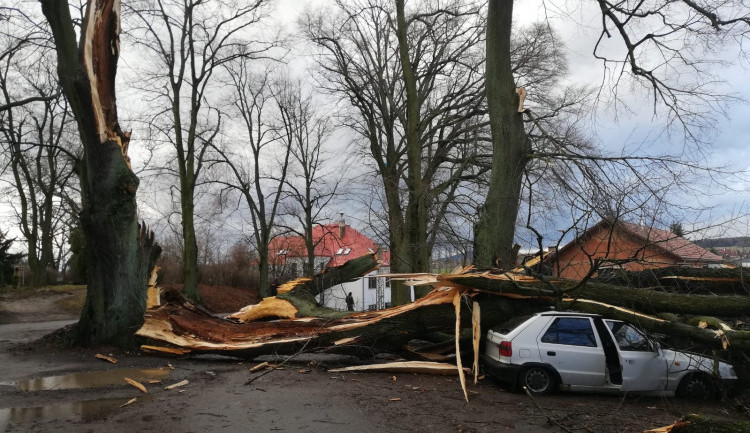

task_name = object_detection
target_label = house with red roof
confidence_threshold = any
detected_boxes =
[268,220,392,311]
[547,220,723,280]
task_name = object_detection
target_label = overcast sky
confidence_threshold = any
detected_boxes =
[4,0,748,255]
[263,0,750,241]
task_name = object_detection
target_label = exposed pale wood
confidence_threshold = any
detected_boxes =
[140,345,191,356]
[453,290,468,402]
[95,353,118,364]
[516,87,526,112]
[164,380,189,390]
[228,297,298,322]
[124,377,147,393]
[329,361,468,375]
[249,362,269,372]
[472,301,480,385]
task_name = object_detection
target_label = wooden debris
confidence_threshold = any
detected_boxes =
[453,290,468,402]
[140,345,191,356]
[249,361,269,372]
[228,296,298,322]
[124,377,147,393]
[329,361,469,375]
[389,397,401,402]
[120,398,137,408]
[472,301,480,385]
[95,353,118,364]
[164,380,189,390]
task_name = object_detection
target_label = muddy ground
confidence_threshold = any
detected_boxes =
[1,289,748,433]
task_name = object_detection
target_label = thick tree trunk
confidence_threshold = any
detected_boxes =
[475,0,528,269]
[138,263,750,357]
[41,0,161,346]
[395,0,430,283]
[180,190,200,302]
[257,242,271,298]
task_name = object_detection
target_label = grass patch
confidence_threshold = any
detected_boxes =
[55,290,86,316]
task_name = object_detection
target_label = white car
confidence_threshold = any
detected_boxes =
[483,311,738,398]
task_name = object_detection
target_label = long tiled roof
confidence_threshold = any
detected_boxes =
[617,221,723,263]
[269,224,390,267]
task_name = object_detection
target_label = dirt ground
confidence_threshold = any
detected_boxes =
[1,289,748,433]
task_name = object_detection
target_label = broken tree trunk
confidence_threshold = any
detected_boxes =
[137,257,750,359]
[41,0,160,346]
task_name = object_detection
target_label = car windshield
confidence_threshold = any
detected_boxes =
[606,321,653,351]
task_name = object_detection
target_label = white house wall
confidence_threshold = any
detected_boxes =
[316,269,393,311]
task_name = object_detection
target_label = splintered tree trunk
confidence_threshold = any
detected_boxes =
[41,0,161,346]
[475,0,528,269]
[139,261,750,357]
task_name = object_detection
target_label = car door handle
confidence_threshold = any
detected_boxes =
[547,351,556,356]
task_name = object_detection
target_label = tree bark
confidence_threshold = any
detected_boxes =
[475,0,528,269]
[138,263,750,356]
[41,0,161,346]
[395,0,430,283]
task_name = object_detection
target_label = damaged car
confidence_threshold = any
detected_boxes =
[484,311,738,398]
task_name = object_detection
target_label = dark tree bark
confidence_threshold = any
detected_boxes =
[41,0,160,346]
[474,0,528,269]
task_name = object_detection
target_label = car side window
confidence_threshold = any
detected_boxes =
[540,317,597,347]
[606,322,653,351]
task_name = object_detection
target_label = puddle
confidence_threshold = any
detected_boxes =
[16,368,170,391]
[0,396,146,428]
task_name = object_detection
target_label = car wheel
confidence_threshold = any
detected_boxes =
[521,366,556,395]
[677,373,715,399]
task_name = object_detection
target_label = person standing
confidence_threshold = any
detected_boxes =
[345,292,354,311]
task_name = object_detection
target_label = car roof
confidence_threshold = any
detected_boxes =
[537,311,601,318]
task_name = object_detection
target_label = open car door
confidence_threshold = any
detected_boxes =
[605,320,667,392]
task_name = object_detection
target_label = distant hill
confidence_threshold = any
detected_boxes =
[694,237,750,249]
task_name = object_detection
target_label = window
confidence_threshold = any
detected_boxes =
[368,304,376,311]
[368,277,377,289]
[290,263,298,277]
[343,248,351,255]
[606,321,653,351]
[541,317,597,347]
[385,278,390,288]
[335,248,344,255]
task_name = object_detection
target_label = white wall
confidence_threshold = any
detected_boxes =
[316,269,393,311]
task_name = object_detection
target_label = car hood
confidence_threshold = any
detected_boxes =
[662,349,736,379]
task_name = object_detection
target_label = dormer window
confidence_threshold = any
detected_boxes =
[335,248,344,255]
[278,249,289,255]
[343,248,351,255]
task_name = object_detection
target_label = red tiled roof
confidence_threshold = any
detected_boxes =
[268,224,389,267]
[617,222,723,263]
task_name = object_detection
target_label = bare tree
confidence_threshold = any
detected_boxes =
[0,78,78,286]
[302,0,488,304]
[276,82,341,277]
[127,0,278,302]
[211,64,292,297]
[0,9,83,285]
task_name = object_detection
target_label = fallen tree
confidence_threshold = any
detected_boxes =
[137,253,750,358]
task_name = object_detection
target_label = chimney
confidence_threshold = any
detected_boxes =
[339,212,346,239]
[547,246,557,253]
